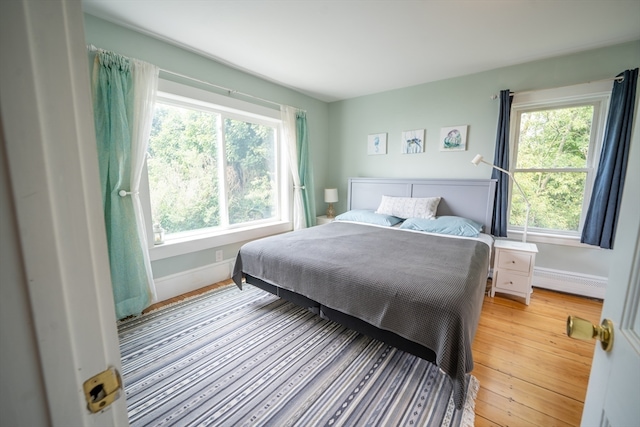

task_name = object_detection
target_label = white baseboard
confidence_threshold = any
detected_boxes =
[532,267,607,299]
[153,259,234,303]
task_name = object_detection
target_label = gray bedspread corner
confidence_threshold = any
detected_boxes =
[231,252,244,290]
[235,221,490,409]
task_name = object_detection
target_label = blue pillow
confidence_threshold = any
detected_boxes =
[400,216,483,237]
[335,209,403,227]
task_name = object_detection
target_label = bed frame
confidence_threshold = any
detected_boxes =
[347,177,497,232]
[245,177,497,363]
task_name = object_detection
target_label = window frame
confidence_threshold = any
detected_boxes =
[141,79,292,261]
[508,81,611,246]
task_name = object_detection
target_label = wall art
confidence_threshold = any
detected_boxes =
[439,125,468,151]
[401,129,425,154]
[367,132,387,155]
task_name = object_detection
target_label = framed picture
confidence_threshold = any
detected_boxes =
[367,133,387,155]
[401,129,425,154]
[439,125,468,151]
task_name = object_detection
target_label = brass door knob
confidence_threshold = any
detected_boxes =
[566,316,614,352]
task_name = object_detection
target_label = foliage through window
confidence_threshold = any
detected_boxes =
[510,84,610,239]
[147,90,280,240]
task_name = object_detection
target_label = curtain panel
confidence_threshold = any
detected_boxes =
[581,68,638,249]
[296,112,316,227]
[91,50,158,319]
[283,106,306,230]
[491,89,513,237]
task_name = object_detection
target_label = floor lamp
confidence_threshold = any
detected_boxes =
[472,154,530,243]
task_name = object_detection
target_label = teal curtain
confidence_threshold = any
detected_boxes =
[296,112,315,227]
[92,51,151,319]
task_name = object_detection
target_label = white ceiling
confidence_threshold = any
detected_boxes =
[82,1,640,102]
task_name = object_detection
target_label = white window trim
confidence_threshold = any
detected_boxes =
[508,81,611,246]
[142,79,292,261]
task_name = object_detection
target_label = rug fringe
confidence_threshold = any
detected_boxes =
[460,375,479,427]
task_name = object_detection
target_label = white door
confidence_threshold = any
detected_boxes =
[0,1,128,426]
[579,96,640,426]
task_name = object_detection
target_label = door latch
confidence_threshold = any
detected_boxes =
[83,367,122,413]
[566,316,614,352]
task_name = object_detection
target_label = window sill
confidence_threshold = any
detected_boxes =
[507,230,600,248]
[149,221,292,261]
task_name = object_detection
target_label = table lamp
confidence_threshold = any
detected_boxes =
[324,188,338,218]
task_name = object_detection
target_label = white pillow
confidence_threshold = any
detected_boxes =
[375,196,441,219]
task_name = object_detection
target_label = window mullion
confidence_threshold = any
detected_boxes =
[217,115,229,227]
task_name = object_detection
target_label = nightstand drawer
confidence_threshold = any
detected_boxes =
[491,240,537,305]
[496,250,533,273]
[494,270,530,293]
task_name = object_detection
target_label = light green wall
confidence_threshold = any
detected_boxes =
[85,12,638,279]
[84,14,330,278]
[327,41,640,277]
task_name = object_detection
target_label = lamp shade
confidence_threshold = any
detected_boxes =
[324,188,338,203]
[471,154,484,165]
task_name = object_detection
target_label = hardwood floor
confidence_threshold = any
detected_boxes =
[472,287,603,427]
[141,279,233,315]
[143,280,603,426]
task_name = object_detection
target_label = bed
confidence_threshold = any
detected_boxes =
[232,177,496,409]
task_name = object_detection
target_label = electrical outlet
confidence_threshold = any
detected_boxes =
[215,250,223,262]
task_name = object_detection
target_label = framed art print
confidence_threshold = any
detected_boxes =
[401,129,425,154]
[440,125,468,151]
[367,133,387,155]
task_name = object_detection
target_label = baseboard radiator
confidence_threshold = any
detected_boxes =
[532,267,607,299]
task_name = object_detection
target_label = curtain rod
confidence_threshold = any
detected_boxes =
[489,75,624,100]
[87,44,307,113]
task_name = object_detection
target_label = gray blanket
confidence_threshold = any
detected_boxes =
[232,221,490,409]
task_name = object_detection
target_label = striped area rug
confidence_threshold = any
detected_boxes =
[118,284,478,426]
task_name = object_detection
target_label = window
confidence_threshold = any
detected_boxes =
[509,82,611,244]
[142,80,291,260]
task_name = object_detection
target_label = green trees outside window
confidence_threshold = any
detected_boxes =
[512,105,595,233]
[147,102,277,237]
[225,117,276,225]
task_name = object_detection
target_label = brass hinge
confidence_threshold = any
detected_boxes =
[82,367,122,413]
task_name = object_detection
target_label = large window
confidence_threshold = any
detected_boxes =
[142,80,291,259]
[509,82,610,243]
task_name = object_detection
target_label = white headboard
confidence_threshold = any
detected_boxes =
[347,177,497,232]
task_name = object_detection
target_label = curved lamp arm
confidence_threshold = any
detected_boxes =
[472,154,530,243]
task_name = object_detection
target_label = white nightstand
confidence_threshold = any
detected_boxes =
[491,240,538,305]
[316,215,335,225]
